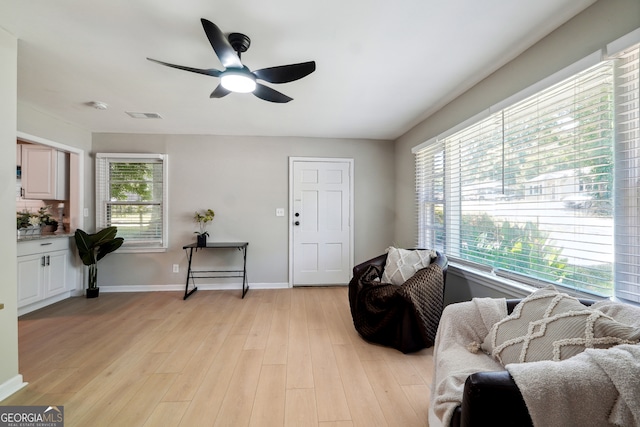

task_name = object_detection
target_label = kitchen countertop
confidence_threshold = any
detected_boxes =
[17,232,74,242]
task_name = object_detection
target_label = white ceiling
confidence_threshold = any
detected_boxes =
[1,0,596,140]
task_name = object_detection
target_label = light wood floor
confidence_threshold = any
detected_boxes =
[2,287,434,426]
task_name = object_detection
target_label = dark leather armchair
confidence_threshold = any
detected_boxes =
[450,298,595,427]
[348,250,448,353]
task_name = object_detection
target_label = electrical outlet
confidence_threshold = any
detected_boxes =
[172,264,179,273]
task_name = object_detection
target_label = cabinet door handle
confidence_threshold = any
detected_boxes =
[40,242,53,246]
[46,255,50,266]
[41,256,46,267]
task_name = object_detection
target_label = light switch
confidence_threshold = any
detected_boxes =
[276,208,285,217]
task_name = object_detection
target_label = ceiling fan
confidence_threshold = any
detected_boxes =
[147,18,316,103]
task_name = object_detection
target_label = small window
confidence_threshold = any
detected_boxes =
[96,153,168,251]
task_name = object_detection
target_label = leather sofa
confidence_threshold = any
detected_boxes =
[450,298,595,427]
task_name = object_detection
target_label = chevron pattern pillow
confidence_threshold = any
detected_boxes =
[381,247,437,286]
[481,286,640,365]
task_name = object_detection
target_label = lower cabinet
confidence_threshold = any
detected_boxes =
[17,237,76,315]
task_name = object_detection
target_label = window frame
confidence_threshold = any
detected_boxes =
[95,153,169,252]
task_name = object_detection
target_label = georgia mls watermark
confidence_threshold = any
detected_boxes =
[0,406,64,427]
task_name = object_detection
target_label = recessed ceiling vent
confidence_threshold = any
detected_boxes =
[126,111,163,119]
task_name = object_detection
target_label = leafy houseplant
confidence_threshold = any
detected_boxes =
[194,209,215,247]
[38,205,58,233]
[16,206,59,235]
[74,227,124,298]
[16,210,35,230]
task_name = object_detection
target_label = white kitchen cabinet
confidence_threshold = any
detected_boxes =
[21,144,68,200]
[16,253,44,306]
[17,237,76,315]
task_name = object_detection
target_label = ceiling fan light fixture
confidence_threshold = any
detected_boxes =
[220,70,256,93]
[148,19,315,102]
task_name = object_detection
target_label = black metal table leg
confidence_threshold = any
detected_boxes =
[183,247,198,300]
[241,245,249,298]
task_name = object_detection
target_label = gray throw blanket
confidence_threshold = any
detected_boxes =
[507,300,640,427]
[429,298,507,427]
[350,262,444,352]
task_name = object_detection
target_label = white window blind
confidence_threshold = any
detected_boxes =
[614,47,640,303]
[96,153,168,250]
[415,140,445,251]
[416,46,640,303]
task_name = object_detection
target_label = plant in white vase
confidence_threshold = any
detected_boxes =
[16,210,41,236]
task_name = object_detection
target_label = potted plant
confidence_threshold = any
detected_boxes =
[38,205,58,234]
[74,227,124,298]
[194,208,215,247]
[16,210,41,236]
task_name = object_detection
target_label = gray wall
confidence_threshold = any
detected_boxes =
[0,26,19,398]
[92,133,395,289]
[393,0,640,300]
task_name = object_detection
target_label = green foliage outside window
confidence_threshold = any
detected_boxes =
[460,213,613,295]
[109,162,157,202]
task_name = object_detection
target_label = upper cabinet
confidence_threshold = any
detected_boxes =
[21,144,69,200]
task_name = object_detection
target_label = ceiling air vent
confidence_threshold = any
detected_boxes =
[126,111,163,119]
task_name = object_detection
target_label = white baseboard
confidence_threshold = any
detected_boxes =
[98,282,291,293]
[0,374,27,402]
[18,292,73,316]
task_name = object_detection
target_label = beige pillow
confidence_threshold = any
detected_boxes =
[481,286,640,365]
[381,247,437,286]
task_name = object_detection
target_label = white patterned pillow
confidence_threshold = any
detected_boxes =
[381,247,437,286]
[481,286,640,365]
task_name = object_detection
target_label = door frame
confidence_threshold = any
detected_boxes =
[288,157,354,287]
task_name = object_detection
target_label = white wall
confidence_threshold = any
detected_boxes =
[92,133,395,290]
[18,103,94,230]
[18,103,92,152]
[0,27,22,400]
[393,0,640,300]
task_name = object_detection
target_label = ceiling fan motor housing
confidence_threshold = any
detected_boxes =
[228,33,251,55]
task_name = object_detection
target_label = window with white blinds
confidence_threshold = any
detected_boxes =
[614,47,640,302]
[96,153,168,250]
[415,45,640,303]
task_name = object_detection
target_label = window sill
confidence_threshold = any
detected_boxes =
[448,261,608,302]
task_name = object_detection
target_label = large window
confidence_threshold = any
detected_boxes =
[415,44,639,303]
[96,153,168,251]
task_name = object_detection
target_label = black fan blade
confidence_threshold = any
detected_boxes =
[210,84,231,98]
[201,18,242,69]
[147,58,222,77]
[253,83,293,103]
[253,61,316,84]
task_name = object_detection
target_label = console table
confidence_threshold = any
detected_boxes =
[182,242,249,300]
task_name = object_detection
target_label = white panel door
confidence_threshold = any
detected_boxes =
[292,160,352,285]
